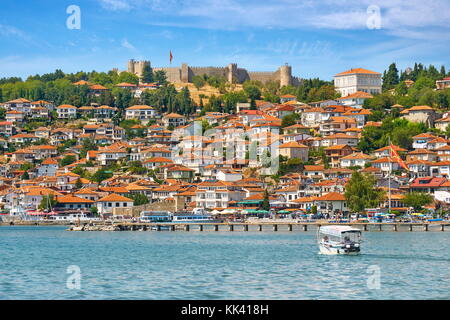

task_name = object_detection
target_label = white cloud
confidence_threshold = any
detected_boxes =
[121,38,136,50]
[99,0,132,11]
[98,0,450,33]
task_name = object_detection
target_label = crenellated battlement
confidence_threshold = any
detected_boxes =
[126,60,298,87]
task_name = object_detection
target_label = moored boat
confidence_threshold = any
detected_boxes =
[317,225,362,255]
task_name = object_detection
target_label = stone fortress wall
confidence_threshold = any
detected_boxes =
[127,60,300,87]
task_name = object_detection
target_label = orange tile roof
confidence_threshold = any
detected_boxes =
[57,194,94,203]
[98,193,133,202]
[279,141,308,148]
[56,104,77,109]
[316,192,346,201]
[335,68,381,76]
[41,158,58,165]
[337,91,373,100]
[115,82,136,87]
[90,84,108,90]
[126,105,154,110]
[73,80,93,86]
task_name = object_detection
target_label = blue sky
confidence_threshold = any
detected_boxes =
[1,0,450,81]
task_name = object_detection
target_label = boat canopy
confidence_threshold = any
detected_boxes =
[319,225,361,237]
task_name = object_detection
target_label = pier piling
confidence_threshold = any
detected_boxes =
[65,221,449,233]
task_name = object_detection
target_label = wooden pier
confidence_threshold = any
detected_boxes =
[67,221,450,232]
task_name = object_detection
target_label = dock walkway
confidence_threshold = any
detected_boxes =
[67,221,450,232]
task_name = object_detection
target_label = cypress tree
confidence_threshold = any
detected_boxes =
[382,63,399,91]
[141,64,154,83]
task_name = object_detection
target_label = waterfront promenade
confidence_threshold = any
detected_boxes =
[2,219,449,232]
[64,221,450,232]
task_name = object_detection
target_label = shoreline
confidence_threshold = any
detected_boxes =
[2,220,448,232]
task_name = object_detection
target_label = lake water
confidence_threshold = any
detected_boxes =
[0,226,449,299]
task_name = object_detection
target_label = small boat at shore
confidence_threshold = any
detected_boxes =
[317,225,361,255]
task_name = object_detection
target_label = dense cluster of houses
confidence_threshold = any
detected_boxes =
[0,69,449,219]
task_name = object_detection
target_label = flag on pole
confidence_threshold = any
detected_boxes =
[390,144,408,170]
[170,50,173,64]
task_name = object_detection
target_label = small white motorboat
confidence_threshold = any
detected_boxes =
[317,225,362,255]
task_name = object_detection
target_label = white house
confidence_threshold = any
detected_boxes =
[125,105,157,122]
[334,68,382,97]
[96,193,134,214]
[56,104,77,119]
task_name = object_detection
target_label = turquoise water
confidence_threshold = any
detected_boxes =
[0,226,449,299]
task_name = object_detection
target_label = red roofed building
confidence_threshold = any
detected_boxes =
[278,141,309,161]
[97,193,134,214]
[334,68,381,97]
[436,77,450,90]
[315,192,349,216]
[409,177,448,193]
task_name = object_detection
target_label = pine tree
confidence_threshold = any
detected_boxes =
[382,63,399,91]
[141,65,154,83]
[262,189,270,211]
[440,66,446,78]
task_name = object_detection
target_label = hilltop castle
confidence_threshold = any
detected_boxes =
[127,59,300,87]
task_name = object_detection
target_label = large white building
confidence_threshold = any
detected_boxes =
[334,68,382,97]
[125,105,157,122]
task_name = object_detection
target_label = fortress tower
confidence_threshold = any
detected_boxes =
[279,64,292,87]
[227,63,238,83]
[127,59,150,79]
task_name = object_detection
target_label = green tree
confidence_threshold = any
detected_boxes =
[281,113,301,128]
[344,171,386,213]
[403,192,433,212]
[90,206,99,216]
[117,72,139,85]
[382,63,399,91]
[141,64,154,83]
[154,70,167,86]
[130,193,150,206]
[59,155,76,167]
[92,169,113,183]
[262,189,270,211]
[192,75,206,90]
[75,178,83,189]
[243,84,261,101]
[38,194,58,210]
